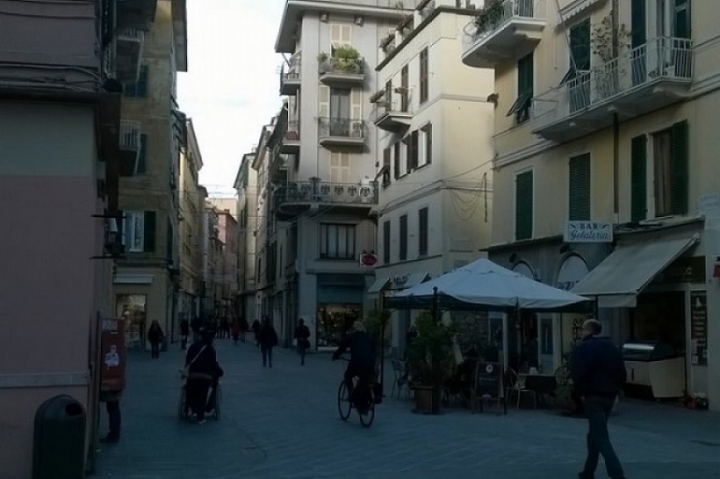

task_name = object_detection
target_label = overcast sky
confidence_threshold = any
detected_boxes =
[178,0,285,196]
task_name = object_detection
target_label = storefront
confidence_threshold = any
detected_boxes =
[316,273,366,349]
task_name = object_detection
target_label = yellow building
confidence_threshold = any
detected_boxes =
[178,118,204,324]
[114,0,188,347]
[462,0,720,409]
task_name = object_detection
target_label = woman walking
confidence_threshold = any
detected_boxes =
[258,317,278,368]
[147,320,164,359]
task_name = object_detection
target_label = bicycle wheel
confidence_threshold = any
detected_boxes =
[358,388,375,428]
[337,380,352,421]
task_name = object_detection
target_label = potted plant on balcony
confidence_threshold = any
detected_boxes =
[590,14,631,100]
[474,0,505,35]
[331,46,363,73]
[406,311,456,414]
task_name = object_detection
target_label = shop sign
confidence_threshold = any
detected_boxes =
[690,291,708,366]
[564,221,613,243]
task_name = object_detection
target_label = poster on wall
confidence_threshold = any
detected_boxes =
[690,291,708,365]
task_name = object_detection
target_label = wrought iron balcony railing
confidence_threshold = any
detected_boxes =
[318,117,365,140]
[275,180,378,207]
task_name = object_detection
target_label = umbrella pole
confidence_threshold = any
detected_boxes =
[379,291,386,396]
[431,287,440,415]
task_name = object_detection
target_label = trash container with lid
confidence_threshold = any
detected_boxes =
[32,395,86,479]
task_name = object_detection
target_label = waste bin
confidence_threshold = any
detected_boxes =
[32,395,86,479]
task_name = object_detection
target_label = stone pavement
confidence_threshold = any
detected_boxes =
[93,339,720,479]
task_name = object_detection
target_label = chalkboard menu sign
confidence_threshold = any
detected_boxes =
[475,362,502,398]
[690,291,708,366]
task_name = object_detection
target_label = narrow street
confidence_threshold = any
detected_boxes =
[94,340,720,479]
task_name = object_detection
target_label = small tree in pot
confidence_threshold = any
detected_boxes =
[406,311,456,413]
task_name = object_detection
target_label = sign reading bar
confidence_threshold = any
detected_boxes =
[564,221,613,243]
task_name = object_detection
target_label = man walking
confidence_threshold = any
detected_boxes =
[294,318,311,366]
[258,317,278,368]
[572,319,626,479]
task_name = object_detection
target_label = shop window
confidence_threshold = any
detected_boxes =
[116,294,147,350]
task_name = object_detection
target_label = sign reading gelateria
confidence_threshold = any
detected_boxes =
[563,221,613,243]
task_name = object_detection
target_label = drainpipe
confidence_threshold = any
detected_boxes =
[612,0,620,220]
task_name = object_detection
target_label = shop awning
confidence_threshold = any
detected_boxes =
[571,236,698,308]
[367,276,390,296]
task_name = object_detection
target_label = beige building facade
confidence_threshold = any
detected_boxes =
[235,151,260,322]
[371,0,496,357]
[114,0,188,347]
[463,0,720,408]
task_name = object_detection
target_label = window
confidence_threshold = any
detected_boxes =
[166,219,174,264]
[320,223,356,260]
[330,152,351,183]
[399,215,408,261]
[135,134,147,174]
[401,65,409,112]
[393,142,401,180]
[569,153,591,220]
[382,147,391,187]
[419,47,429,104]
[121,210,156,252]
[406,131,419,172]
[329,87,351,135]
[330,23,352,51]
[402,136,411,175]
[507,52,534,123]
[418,207,428,256]
[653,121,689,217]
[564,19,591,110]
[515,171,533,240]
[631,134,648,222]
[420,123,432,166]
[124,65,148,98]
[383,220,391,264]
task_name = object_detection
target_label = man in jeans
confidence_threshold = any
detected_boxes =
[572,319,626,479]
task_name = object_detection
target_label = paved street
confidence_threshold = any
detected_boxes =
[94,340,720,479]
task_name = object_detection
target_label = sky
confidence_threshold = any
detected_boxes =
[178,0,286,196]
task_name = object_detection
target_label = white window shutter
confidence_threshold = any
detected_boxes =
[330,24,342,49]
[318,85,330,118]
[350,88,362,120]
[340,153,351,183]
[330,152,340,183]
[330,153,351,183]
[341,25,352,47]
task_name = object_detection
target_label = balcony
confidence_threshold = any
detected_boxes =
[118,120,142,176]
[532,37,693,143]
[318,118,366,148]
[274,180,378,220]
[461,0,545,68]
[280,52,301,96]
[115,29,145,84]
[371,100,413,132]
[280,121,300,154]
[318,51,365,87]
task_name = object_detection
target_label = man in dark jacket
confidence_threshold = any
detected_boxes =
[572,319,626,479]
[258,317,278,367]
[332,321,376,413]
[185,328,218,424]
[294,318,311,366]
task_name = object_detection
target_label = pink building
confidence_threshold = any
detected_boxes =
[0,0,160,476]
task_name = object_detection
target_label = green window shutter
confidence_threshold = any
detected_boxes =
[136,134,147,174]
[631,135,648,222]
[515,171,533,240]
[143,211,156,252]
[671,120,689,215]
[137,65,149,97]
[674,0,691,39]
[631,0,647,47]
[569,153,591,221]
[518,52,534,96]
[570,19,591,71]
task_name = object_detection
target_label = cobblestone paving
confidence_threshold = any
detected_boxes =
[93,340,720,479]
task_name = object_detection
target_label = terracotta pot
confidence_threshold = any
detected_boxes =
[413,385,435,413]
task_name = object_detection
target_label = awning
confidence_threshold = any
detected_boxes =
[571,236,698,308]
[367,276,390,296]
[558,0,607,26]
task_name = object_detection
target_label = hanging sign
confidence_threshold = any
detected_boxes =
[564,221,613,243]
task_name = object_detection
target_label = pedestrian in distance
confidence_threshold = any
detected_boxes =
[258,317,278,368]
[185,328,219,424]
[294,318,311,366]
[251,319,261,346]
[239,317,249,342]
[180,318,190,350]
[147,320,164,359]
[572,319,627,479]
[231,320,241,345]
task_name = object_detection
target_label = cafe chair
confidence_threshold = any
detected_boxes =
[505,367,537,409]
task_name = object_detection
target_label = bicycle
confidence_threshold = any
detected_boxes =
[336,358,376,428]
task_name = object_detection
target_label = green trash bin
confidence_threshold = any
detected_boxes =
[32,395,86,479]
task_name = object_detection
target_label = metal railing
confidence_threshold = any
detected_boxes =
[102,38,116,79]
[119,120,141,150]
[320,56,364,75]
[275,180,379,206]
[117,28,145,44]
[282,52,301,83]
[462,0,544,53]
[533,37,693,127]
[370,100,410,123]
[318,117,365,139]
[285,120,300,141]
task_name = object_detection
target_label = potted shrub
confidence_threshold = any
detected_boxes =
[330,46,362,73]
[474,0,505,35]
[406,311,456,413]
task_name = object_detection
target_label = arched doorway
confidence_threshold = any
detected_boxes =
[556,255,590,362]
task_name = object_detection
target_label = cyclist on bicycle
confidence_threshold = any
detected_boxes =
[332,321,376,413]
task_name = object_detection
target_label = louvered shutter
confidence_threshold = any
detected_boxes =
[670,120,689,215]
[568,153,591,221]
[318,85,330,118]
[144,211,156,252]
[630,135,648,222]
[515,171,533,240]
[340,24,352,47]
[330,24,342,50]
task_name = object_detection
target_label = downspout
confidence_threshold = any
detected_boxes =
[612,0,620,220]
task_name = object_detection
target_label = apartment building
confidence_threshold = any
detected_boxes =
[210,205,239,318]
[235,151,260,322]
[274,1,415,349]
[462,0,720,408]
[0,0,153,475]
[178,118,204,324]
[370,0,495,356]
[113,0,188,348]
